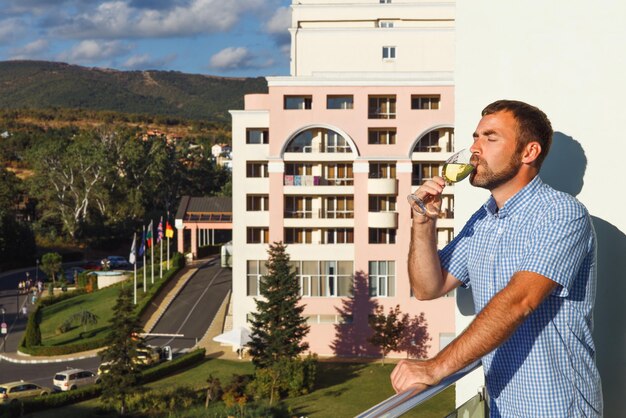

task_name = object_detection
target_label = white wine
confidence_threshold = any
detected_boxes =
[442,163,474,183]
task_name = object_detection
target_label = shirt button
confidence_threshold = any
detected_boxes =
[497,228,503,234]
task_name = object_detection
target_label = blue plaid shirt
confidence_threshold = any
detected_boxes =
[440,176,603,417]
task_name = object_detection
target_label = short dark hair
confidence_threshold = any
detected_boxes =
[482,100,553,169]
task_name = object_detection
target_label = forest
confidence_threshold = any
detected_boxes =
[0,108,232,270]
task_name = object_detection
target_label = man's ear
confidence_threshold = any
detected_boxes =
[522,141,542,164]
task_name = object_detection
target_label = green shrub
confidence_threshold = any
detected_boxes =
[38,288,86,307]
[248,355,318,403]
[141,348,206,383]
[22,306,42,348]
[171,251,185,269]
[125,385,200,415]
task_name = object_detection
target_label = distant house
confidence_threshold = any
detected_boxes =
[211,143,232,169]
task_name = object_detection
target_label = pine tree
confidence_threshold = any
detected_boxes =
[248,242,310,368]
[99,286,144,415]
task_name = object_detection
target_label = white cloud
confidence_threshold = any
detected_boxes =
[209,47,252,70]
[58,39,132,63]
[265,6,290,35]
[9,39,49,59]
[54,0,267,39]
[122,53,177,69]
[0,18,27,44]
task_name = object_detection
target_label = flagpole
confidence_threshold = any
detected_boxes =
[167,212,171,270]
[133,232,137,305]
[159,216,163,279]
[150,221,154,285]
[143,224,147,293]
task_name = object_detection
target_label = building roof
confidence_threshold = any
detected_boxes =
[175,196,232,222]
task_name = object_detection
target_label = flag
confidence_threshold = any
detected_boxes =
[139,228,146,257]
[165,221,174,239]
[129,234,137,265]
[146,220,153,248]
[157,218,164,243]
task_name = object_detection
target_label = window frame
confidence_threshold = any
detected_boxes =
[284,95,312,110]
[368,128,397,145]
[382,46,396,60]
[246,128,269,144]
[326,95,354,110]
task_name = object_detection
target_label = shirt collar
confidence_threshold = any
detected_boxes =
[483,175,543,218]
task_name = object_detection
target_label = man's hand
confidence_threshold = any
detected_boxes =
[390,359,442,393]
[409,176,446,218]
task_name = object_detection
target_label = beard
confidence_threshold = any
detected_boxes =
[469,152,523,190]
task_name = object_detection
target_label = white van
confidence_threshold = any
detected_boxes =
[53,369,100,391]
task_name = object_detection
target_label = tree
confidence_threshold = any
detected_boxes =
[368,304,409,365]
[99,286,144,415]
[66,309,99,334]
[248,242,310,368]
[40,252,62,284]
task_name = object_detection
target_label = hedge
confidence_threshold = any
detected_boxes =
[0,348,206,417]
[18,254,184,356]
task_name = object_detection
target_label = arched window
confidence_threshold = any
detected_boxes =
[285,128,353,154]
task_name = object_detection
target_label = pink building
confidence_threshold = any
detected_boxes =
[230,0,457,358]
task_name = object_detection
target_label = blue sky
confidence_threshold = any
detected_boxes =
[0,0,292,77]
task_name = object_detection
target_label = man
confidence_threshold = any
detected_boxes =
[392,100,602,416]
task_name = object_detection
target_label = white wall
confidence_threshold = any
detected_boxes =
[455,2,626,414]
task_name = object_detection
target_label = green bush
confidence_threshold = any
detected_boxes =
[125,385,200,415]
[141,348,206,383]
[171,251,185,269]
[38,288,86,307]
[248,355,318,402]
[22,306,42,348]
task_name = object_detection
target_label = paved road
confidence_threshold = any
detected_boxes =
[145,259,231,351]
[0,260,231,386]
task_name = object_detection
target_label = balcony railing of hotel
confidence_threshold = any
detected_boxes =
[357,361,486,418]
[284,210,354,219]
[183,212,232,222]
[284,175,353,186]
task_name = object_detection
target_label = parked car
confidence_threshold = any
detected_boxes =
[52,368,100,391]
[101,256,129,269]
[135,346,162,366]
[0,381,50,404]
[82,260,102,271]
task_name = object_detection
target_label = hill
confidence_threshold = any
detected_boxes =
[0,60,268,121]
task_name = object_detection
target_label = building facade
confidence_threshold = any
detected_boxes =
[230,0,457,358]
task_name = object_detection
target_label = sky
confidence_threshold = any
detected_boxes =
[0,0,293,77]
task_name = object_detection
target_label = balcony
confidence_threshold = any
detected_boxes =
[284,209,354,228]
[283,175,354,195]
[357,361,486,418]
[368,211,398,228]
[368,178,397,194]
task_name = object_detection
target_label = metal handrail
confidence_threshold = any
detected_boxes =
[356,360,482,418]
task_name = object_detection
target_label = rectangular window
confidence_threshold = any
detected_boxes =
[411,95,440,110]
[292,260,353,297]
[246,128,269,144]
[324,196,354,218]
[324,228,354,244]
[327,95,354,110]
[246,195,269,211]
[412,163,440,185]
[246,260,267,296]
[369,228,396,244]
[380,0,391,4]
[368,128,396,145]
[369,162,396,179]
[284,95,312,110]
[368,95,396,119]
[379,21,394,28]
[368,195,396,212]
[325,132,351,153]
[285,196,313,218]
[325,163,353,185]
[247,227,269,244]
[368,261,396,297]
[382,46,396,60]
[284,228,313,244]
[246,162,269,178]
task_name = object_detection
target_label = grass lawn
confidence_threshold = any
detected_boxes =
[28,359,454,418]
[39,265,170,347]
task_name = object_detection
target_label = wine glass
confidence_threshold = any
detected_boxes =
[407,148,475,215]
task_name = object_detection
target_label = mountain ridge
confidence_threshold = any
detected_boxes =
[0,60,268,121]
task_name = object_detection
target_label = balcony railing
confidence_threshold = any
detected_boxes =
[356,361,483,418]
[183,213,232,222]
[284,175,354,186]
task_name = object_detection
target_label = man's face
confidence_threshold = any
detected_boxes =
[469,110,523,190]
